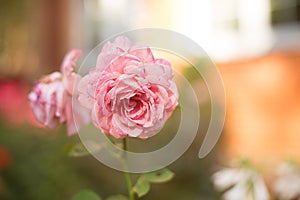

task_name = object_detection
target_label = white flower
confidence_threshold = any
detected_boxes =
[273,161,300,200]
[212,165,269,200]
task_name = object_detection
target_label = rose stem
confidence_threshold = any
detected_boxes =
[122,138,135,200]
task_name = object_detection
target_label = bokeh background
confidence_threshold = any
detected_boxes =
[0,0,299,199]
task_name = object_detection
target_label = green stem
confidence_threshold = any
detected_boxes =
[122,138,135,200]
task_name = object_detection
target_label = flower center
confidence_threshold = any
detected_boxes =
[125,93,150,125]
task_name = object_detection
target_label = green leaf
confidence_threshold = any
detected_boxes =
[133,178,150,198]
[72,189,102,200]
[106,194,128,200]
[65,143,90,157]
[132,168,175,198]
[142,168,174,183]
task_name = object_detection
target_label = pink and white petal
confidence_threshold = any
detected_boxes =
[65,98,90,136]
[96,37,134,71]
[97,50,123,71]
[113,36,134,50]
[64,102,76,135]
[154,58,171,68]
[61,49,82,76]
[45,106,58,128]
[72,98,91,127]
[55,85,66,119]
[64,73,81,95]
[77,74,96,110]
[111,114,142,138]
[130,47,154,63]
[31,103,46,124]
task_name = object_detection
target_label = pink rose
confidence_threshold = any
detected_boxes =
[28,49,90,135]
[78,36,178,139]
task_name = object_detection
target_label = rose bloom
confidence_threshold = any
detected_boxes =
[28,49,90,135]
[78,36,178,139]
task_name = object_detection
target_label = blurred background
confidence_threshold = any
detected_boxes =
[0,0,299,199]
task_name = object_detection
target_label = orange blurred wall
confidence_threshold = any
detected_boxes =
[218,50,300,165]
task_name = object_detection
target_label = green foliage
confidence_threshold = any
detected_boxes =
[72,189,102,200]
[65,143,89,157]
[0,123,102,200]
[132,178,150,198]
[141,168,174,183]
[132,168,174,198]
[106,194,128,200]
